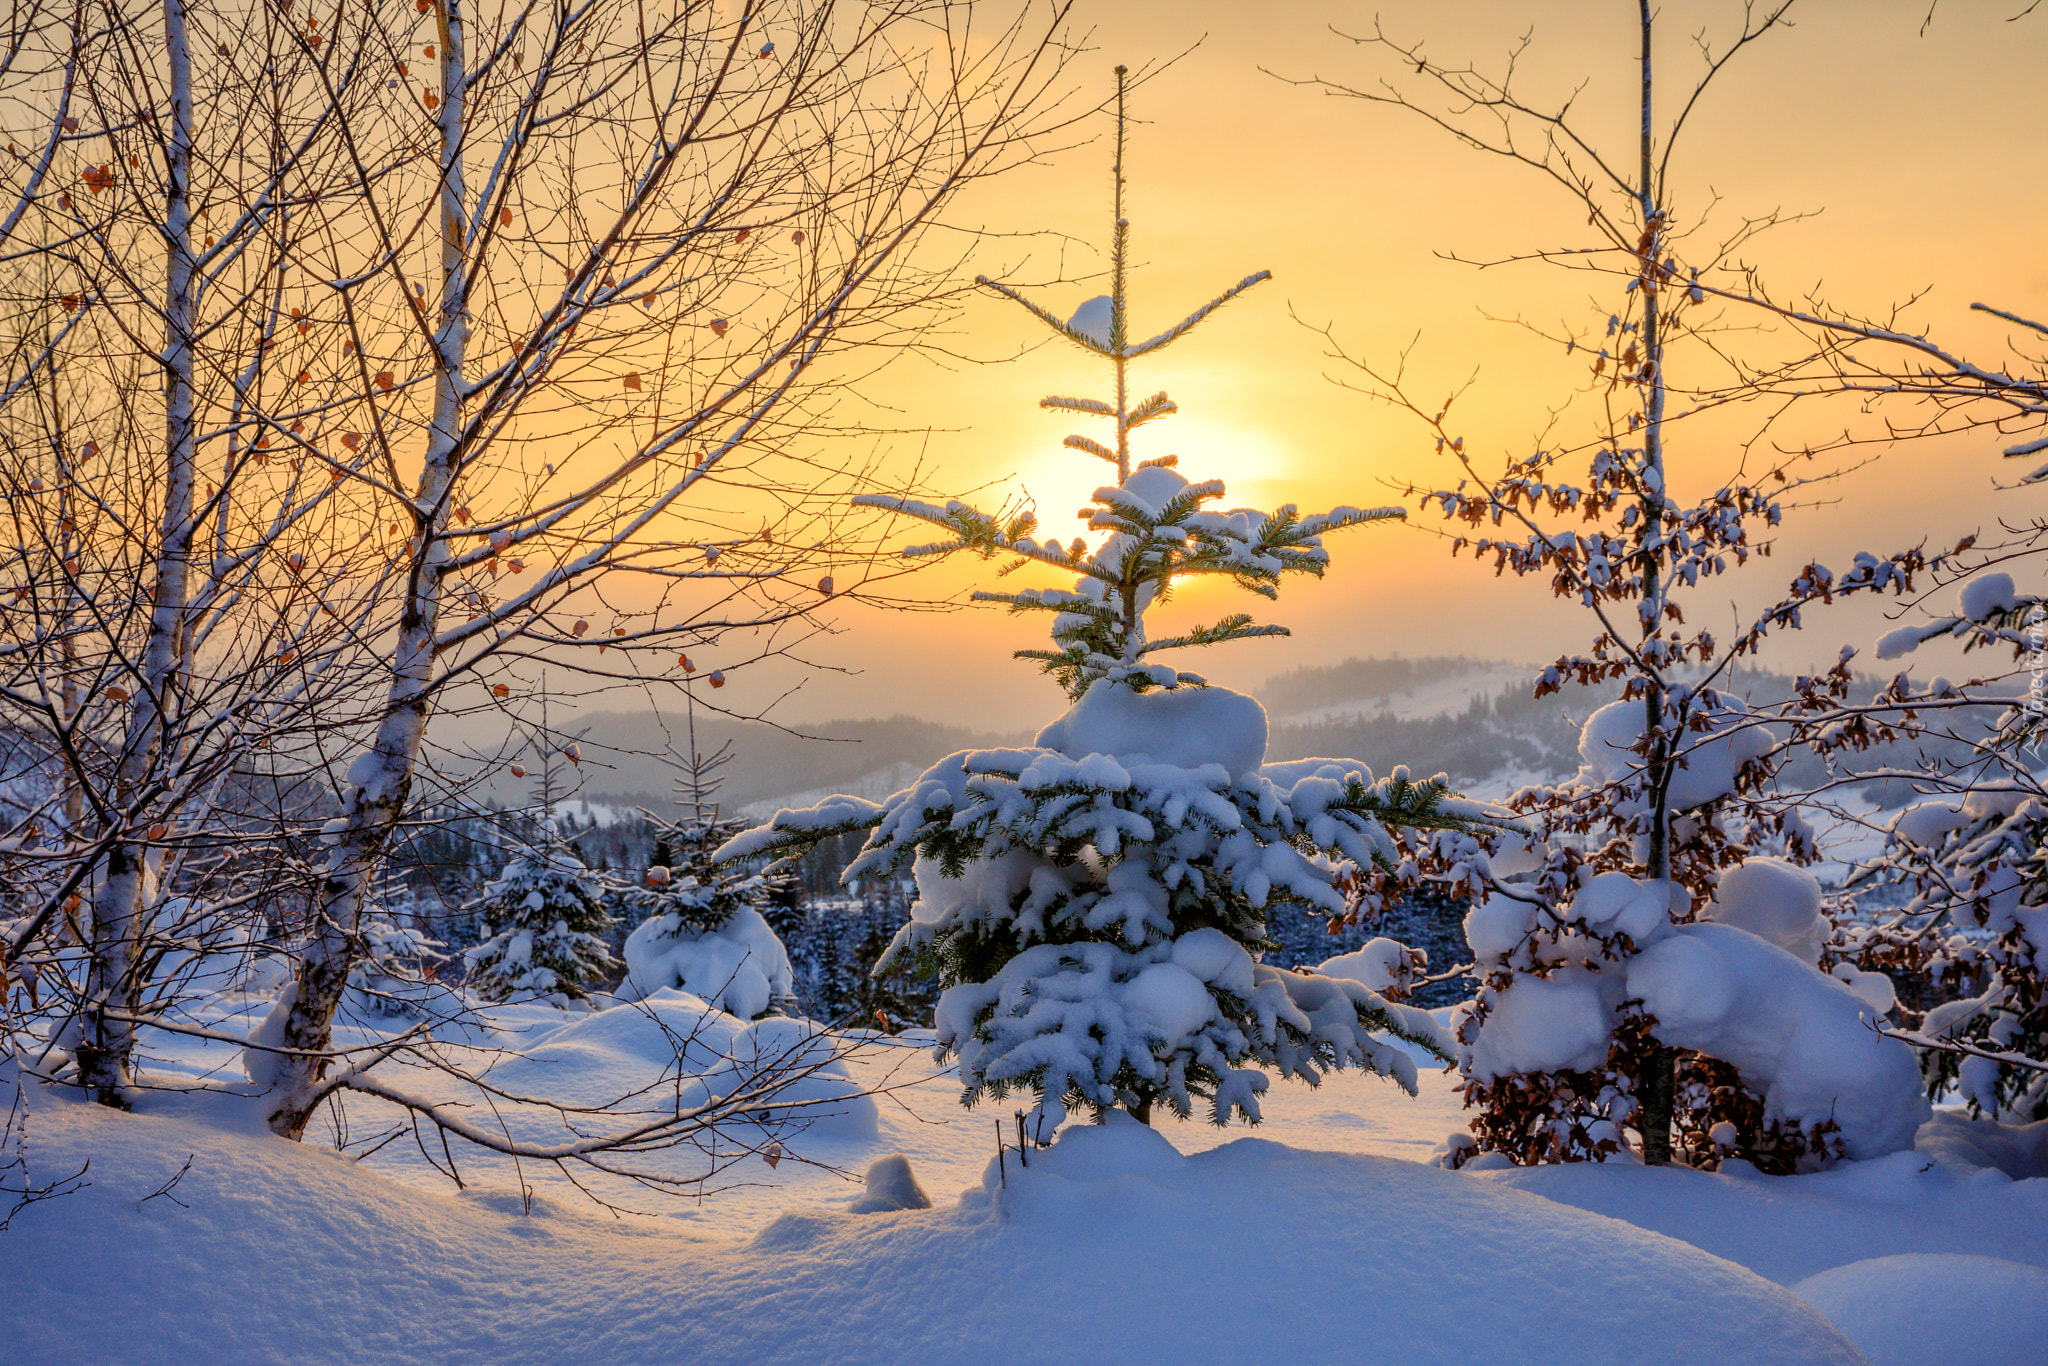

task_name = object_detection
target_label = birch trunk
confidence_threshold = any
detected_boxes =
[74,0,199,1106]
[263,0,470,1138]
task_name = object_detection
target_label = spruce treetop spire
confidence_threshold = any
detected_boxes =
[859,67,1404,700]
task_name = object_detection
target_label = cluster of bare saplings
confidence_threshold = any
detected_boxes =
[0,0,1086,1192]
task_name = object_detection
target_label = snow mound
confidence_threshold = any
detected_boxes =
[1913,1111,2048,1181]
[1034,679,1268,778]
[1627,922,1930,1159]
[1481,1145,2048,1287]
[1793,1254,2048,1366]
[848,1154,933,1213]
[729,1015,881,1142]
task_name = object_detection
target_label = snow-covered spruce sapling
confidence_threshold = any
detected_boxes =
[464,827,616,1005]
[722,69,1500,1129]
[607,699,796,1019]
[613,813,797,1019]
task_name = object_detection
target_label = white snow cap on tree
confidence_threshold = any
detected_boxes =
[1066,294,1113,346]
[1575,698,1773,811]
[1315,938,1424,998]
[623,907,793,1020]
[1627,923,1929,1159]
[1701,858,1828,964]
[1875,570,2027,658]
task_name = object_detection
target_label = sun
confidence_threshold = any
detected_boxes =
[991,416,1295,551]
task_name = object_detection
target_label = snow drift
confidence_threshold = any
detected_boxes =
[0,1095,1870,1366]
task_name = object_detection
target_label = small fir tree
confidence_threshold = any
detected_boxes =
[612,693,796,1019]
[465,825,617,1004]
[725,69,1496,1129]
[348,892,449,1020]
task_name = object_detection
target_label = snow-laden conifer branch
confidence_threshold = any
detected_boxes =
[1040,394,1116,417]
[1122,272,1272,358]
[1125,391,1177,427]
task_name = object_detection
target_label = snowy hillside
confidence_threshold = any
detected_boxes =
[5,996,2044,1366]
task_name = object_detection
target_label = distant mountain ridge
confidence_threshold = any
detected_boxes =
[571,656,1955,818]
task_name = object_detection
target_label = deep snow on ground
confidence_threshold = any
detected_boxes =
[5,994,2047,1366]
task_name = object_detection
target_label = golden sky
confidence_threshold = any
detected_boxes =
[739,0,2048,730]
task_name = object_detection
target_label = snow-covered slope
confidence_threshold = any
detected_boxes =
[4,1088,1872,1366]
[8,989,2048,1365]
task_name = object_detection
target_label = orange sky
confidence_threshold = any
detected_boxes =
[723,0,2048,730]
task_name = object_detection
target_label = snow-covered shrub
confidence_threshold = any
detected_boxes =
[1847,785,2047,1119]
[724,79,1494,1128]
[611,814,796,1020]
[1439,696,1924,1172]
[464,832,615,1004]
[1836,572,2048,1120]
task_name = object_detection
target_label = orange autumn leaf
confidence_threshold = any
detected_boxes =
[374,371,394,390]
[622,373,641,390]
[499,206,512,228]
[491,683,510,698]
[341,432,362,450]
[82,165,114,195]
